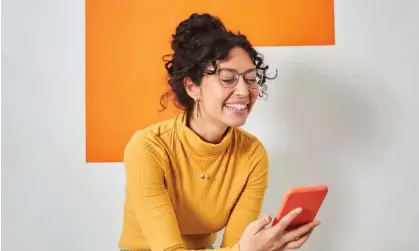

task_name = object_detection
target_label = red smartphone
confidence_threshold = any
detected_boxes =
[271,185,328,230]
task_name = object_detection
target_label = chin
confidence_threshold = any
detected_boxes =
[220,106,251,127]
[222,116,248,127]
[228,121,246,128]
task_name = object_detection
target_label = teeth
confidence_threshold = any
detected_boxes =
[225,104,247,110]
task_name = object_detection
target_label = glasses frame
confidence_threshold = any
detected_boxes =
[211,67,262,89]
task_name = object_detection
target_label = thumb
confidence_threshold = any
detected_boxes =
[248,215,272,234]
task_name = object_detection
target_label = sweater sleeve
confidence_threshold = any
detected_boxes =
[220,144,269,247]
[124,133,241,251]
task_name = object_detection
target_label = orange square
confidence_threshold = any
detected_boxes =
[86,0,335,162]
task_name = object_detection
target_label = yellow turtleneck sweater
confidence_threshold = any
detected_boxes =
[118,112,269,251]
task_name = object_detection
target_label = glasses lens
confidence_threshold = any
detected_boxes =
[245,69,261,89]
[219,69,238,88]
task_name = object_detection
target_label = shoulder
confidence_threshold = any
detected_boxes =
[234,127,268,159]
[233,128,269,183]
[124,116,177,158]
[233,127,269,174]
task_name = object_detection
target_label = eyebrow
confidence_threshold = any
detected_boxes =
[218,67,257,73]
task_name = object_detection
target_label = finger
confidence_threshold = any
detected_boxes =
[283,220,320,242]
[247,215,272,235]
[273,207,303,232]
[284,230,313,249]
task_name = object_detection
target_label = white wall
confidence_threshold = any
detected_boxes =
[2,0,418,250]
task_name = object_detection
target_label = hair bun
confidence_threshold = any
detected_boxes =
[171,13,227,52]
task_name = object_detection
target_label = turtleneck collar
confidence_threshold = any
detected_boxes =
[176,111,233,157]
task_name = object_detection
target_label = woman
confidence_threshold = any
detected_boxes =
[119,13,320,251]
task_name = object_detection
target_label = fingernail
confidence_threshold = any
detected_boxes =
[296,207,303,213]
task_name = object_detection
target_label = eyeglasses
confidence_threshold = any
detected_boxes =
[212,68,262,89]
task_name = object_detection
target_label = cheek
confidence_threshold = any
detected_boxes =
[249,90,259,105]
[213,88,234,106]
[202,85,232,109]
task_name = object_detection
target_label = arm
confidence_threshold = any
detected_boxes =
[220,144,269,247]
[124,133,241,251]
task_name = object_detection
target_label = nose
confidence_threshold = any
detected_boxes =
[234,76,250,96]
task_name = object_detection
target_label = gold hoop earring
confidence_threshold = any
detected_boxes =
[194,100,200,119]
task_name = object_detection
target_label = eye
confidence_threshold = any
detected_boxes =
[219,69,237,84]
[221,78,237,83]
[245,76,260,85]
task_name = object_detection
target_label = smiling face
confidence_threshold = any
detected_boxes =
[185,46,260,128]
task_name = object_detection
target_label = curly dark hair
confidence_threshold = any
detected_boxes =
[160,13,276,112]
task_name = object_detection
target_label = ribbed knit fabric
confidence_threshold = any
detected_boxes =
[118,112,269,251]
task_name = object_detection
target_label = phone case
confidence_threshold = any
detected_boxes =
[272,185,328,228]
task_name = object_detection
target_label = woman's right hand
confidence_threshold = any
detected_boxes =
[238,208,320,251]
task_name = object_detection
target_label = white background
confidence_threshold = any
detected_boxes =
[2,0,419,250]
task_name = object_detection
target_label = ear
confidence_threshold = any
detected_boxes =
[184,77,201,100]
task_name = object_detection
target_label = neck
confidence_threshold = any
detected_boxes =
[187,112,228,144]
